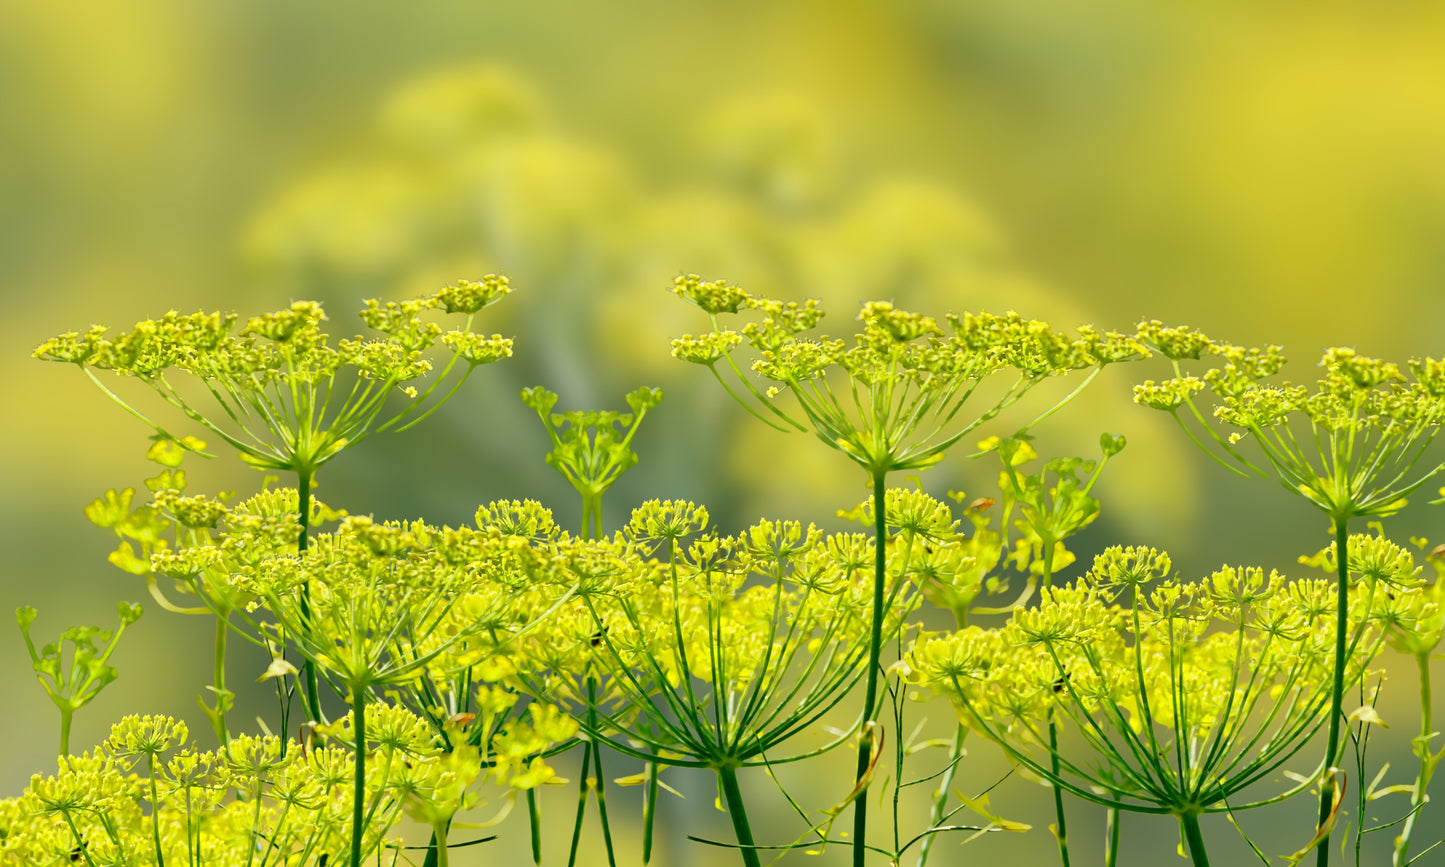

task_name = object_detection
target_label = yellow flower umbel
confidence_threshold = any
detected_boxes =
[1133,328,1445,866]
[674,275,1143,866]
[520,501,916,867]
[35,278,513,488]
[0,707,573,867]
[36,278,516,728]
[908,547,1384,867]
[226,511,576,867]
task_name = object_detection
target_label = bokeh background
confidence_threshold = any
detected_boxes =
[3,1,1444,864]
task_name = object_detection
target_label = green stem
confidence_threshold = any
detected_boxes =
[916,725,967,867]
[1180,811,1211,867]
[297,467,311,551]
[718,765,763,867]
[61,810,101,867]
[59,707,72,757]
[1394,653,1436,866]
[1353,678,1371,867]
[422,818,454,867]
[852,470,889,867]
[589,721,618,867]
[148,755,166,867]
[212,613,229,744]
[566,744,591,867]
[642,758,659,865]
[351,685,367,867]
[296,469,323,729]
[1049,717,1071,867]
[1105,803,1120,867]
[429,821,450,867]
[1315,516,1350,867]
[580,491,603,541]
[528,788,543,866]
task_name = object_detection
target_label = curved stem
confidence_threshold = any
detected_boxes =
[718,765,762,867]
[1315,516,1351,867]
[852,470,888,867]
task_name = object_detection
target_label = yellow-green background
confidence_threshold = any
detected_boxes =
[2,1,1443,863]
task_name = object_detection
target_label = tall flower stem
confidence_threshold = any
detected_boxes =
[351,684,368,867]
[1180,811,1211,867]
[852,470,889,867]
[718,765,762,867]
[422,820,452,867]
[567,679,619,867]
[1316,517,1351,867]
[1049,717,1071,867]
[296,467,324,728]
[566,744,592,867]
[147,755,166,867]
[212,613,229,743]
[1105,801,1121,867]
[642,753,660,865]
[1394,652,1437,866]
[916,580,972,867]
[59,708,72,757]
[428,821,451,867]
[527,789,543,866]
[589,734,618,867]
[915,725,967,867]
[586,680,619,867]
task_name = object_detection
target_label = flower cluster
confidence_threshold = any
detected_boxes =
[1132,327,1445,519]
[673,275,1145,475]
[0,708,569,867]
[512,503,910,769]
[907,545,1403,818]
[34,278,515,478]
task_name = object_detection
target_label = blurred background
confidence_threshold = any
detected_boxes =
[3,1,1444,863]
